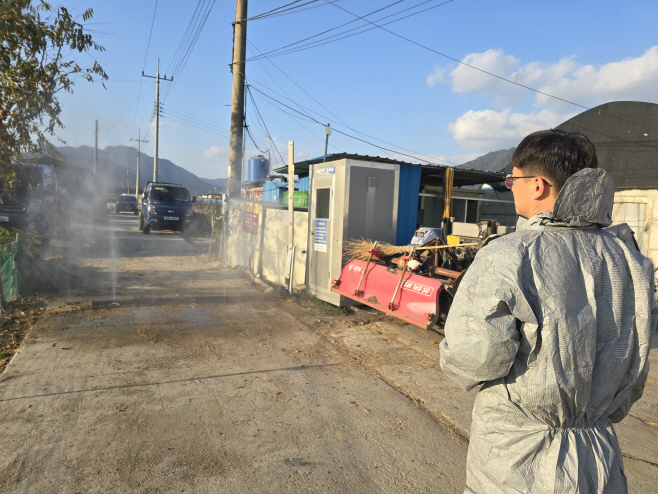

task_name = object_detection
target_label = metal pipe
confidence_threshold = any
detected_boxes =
[355,240,377,296]
[389,247,415,310]
[288,245,296,295]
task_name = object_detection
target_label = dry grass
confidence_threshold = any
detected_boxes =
[342,238,412,262]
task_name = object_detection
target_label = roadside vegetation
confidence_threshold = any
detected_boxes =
[0,225,40,254]
[204,202,223,246]
[0,0,107,171]
[0,297,47,373]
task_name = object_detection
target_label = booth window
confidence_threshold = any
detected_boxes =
[316,188,330,219]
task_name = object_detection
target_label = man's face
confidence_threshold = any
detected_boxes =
[510,166,533,217]
[509,166,556,218]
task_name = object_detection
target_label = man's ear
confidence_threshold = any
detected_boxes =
[531,177,550,200]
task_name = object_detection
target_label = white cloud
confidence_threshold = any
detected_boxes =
[432,46,658,151]
[450,49,521,98]
[426,66,447,87]
[203,145,224,159]
[534,46,658,107]
[449,109,573,151]
[432,46,658,109]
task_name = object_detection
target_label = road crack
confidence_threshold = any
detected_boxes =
[622,453,658,468]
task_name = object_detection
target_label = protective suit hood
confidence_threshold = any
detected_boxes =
[522,167,615,229]
[552,167,614,227]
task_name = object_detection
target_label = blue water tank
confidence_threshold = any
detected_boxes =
[246,155,269,182]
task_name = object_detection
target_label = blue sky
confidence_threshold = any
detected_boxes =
[55,0,658,179]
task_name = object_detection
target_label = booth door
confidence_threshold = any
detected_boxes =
[308,173,336,302]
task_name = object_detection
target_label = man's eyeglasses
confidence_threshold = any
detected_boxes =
[505,174,553,190]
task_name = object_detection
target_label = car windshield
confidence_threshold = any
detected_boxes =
[150,186,190,202]
[119,195,136,203]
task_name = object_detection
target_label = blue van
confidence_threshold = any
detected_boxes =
[138,182,195,234]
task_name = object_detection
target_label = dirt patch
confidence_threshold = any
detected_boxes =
[137,326,161,344]
[0,298,48,373]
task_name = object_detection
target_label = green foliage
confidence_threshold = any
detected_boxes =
[0,0,107,169]
[0,225,40,257]
[204,203,223,242]
[0,348,7,359]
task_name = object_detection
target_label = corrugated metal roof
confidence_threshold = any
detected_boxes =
[273,153,506,187]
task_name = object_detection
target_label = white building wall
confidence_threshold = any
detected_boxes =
[612,189,658,280]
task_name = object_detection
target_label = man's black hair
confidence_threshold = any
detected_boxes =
[512,129,598,192]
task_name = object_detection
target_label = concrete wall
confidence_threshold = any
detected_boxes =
[260,208,308,288]
[224,200,308,288]
[225,200,262,273]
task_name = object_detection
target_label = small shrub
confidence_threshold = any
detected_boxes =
[0,226,40,257]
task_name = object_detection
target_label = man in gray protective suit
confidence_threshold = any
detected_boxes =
[440,129,657,493]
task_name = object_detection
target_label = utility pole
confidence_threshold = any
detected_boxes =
[130,130,149,197]
[94,120,98,174]
[323,123,331,162]
[228,0,248,201]
[142,58,172,182]
[288,141,294,249]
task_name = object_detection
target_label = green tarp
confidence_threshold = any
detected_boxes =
[283,191,309,208]
[0,240,23,301]
[0,240,57,301]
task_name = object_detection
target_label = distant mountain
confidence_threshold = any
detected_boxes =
[458,148,515,173]
[201,177,227,192]
[49,145,221,195]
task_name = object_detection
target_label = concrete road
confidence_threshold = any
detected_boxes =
[0,214,468,493]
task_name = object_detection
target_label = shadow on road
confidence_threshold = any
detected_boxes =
[0,364,339,402]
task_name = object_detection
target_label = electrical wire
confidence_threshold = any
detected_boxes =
[107,82,155,132]
[163,114,230,138]
[142,0,160,71]
[242,0,319,22]
[249,85,457,165]
[246,86,286,167]
[162,105,231,133]
[245,122,269,153]
[245,41,347,146]
[98,128,121,147]
[246,76,452,164]
[164,0,207,77]
[246,86,326,162]
[246,40,444,162]
[250,0,451,61]
[329,1,590,110]
[167,0,215,80]
[161,0,217,104]
[158,0,180,58]
[249,0,341,20]
[162,112,231,138]
[130,0,160,140]
[244,0,413,63]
